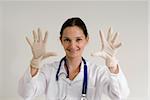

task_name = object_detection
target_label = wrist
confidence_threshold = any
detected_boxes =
[30,57,42,68]
[106,57,119,74]
[108,64,119,74]
[30,65,39,77]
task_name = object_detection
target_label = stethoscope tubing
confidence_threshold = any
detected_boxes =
[56,56,88,99]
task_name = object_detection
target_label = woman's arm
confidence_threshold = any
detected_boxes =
[92,27,130,99]
[18,66,47,99]
[101,66,130,100]
[18,28,57,99]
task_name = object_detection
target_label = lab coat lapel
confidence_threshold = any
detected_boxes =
[57,60,67,77]
[72,61,84,83]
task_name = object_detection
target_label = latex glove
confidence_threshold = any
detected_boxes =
[91,27,122,71]
[26,28,57,68]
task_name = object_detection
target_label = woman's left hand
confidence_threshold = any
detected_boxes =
[91,27,122,74]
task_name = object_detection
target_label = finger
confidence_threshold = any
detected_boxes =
[107,27,113,42]
[26,36,32,47]
[33,30,37,42]
[91,51,106,59]
[38,28,42,42]
[43,31,48,43]
[99,30,105,49]
[114,42,122,48]
[111,32,118,44]
[43,52,57,59]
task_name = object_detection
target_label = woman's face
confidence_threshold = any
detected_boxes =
[60,26,89,59]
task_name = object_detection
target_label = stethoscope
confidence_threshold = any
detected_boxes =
[56,56,88,100]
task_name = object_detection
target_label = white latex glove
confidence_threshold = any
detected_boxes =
[91,27,122,72]
[26,28,57,68]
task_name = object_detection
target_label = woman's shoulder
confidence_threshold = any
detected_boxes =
[86,59,107,73]
[39,60,61,78]
[42,60,60,70]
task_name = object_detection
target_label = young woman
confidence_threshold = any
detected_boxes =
[18,17,129,100]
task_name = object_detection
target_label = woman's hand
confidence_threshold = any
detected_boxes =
[26,28,57,68]
[91,27,122,73]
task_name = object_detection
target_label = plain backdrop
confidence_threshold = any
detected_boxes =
[0,1,148,100]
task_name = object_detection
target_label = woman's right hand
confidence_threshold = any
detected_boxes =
[26,28,57,69]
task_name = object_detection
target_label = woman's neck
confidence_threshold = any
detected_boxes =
[66,56,82,68]
[65,56,82,80]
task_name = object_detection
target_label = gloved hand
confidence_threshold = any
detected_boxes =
[91,27,122,73]
[26,28,57,68]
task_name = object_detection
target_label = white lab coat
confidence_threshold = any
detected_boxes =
[18,59,129,100]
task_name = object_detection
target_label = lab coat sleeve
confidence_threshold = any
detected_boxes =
[100,65,130,100]
[18,64,51,99]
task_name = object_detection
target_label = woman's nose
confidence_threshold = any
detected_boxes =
[69,41,76,48]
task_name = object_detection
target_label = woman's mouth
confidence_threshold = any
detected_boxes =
[67,49,79,53]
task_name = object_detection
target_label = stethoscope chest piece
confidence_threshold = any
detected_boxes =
[81,94,87,100]
[81,97,87,100]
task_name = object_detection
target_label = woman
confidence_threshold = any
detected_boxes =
[18,17,129,100]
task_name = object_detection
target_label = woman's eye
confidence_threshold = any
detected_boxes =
[64,39,70,42]
[76,39,82,42]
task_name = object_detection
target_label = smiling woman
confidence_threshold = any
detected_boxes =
[18,17,129,100]
[0,1,147,100]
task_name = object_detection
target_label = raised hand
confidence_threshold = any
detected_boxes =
[91,27,122,73]
[26,28,57,68]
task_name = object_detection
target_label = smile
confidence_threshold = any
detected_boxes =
[67,49,79,53]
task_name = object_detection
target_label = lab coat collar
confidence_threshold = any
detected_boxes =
[58,60,84,83]
[57,60,67,77]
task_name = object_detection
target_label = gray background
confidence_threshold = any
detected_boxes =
[0,1,149,100]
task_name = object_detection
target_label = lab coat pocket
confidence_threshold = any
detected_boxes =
[87,86,96,100]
